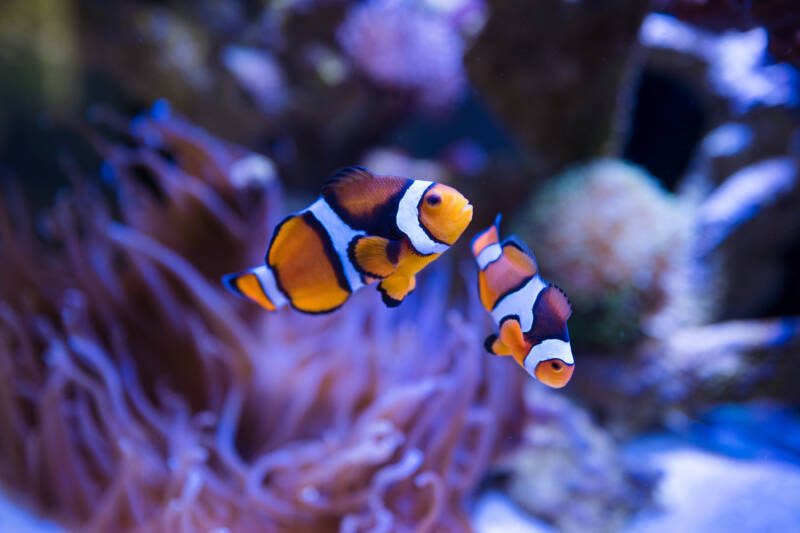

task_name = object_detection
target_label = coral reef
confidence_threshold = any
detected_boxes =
[516,159,700,348]
[498,386,657,533]
[640,13,798,114]
[623,435,800,533]
[0,111,527,532]
[636,11,800,329]
[2,2,799,531]
[515,158,800,434]
[465,0,651,179]
[653,0,800,68]
[337,0,468,108]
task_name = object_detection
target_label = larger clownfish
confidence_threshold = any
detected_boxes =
[472,216,575,388]
[223,166,473,313]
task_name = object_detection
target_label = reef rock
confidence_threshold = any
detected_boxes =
[623,439,800,533]
[497,386,657,533]
[465,0,651,179]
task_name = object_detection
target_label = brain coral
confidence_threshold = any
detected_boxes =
[515,159,697,347]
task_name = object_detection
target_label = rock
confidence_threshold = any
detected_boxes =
[623,439,800,533]
[472,491,557,533]
[465,0,651,179]
[497,386,658,533]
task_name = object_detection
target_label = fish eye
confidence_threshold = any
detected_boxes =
[425,194,441,207]
[551,361,562,371]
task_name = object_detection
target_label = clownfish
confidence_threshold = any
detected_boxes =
[223,166,473,313]
[472,216,574,388]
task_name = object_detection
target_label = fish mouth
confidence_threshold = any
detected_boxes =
[459,202,474,223]
[436,202,473,245]
[533,359,574,388]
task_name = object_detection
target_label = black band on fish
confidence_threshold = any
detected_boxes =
[303,211,352,294]
[377,283,403,308]
[265,214,295,303]
[323,168,410,239]
[525,285,571,345]
[484,334,499,354]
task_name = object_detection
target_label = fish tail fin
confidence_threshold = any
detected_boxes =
[471,214,502,266]
[222,265,285,312]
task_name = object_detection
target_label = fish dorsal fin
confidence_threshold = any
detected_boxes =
[471,214,502,258]
[322,166,410,233]
[323,166,375,196]
[501,238,538,278]
[539,284,573,323]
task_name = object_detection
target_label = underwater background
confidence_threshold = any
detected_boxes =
[1,0,799,531]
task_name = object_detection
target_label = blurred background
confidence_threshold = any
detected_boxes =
[0,0,799,531]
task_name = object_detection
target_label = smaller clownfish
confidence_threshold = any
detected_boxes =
[471,215,574,388]
[224,166,473,313]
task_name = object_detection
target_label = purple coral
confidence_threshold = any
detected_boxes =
[337,0,467,107]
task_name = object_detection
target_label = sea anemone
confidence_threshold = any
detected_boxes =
[0,109,525,532]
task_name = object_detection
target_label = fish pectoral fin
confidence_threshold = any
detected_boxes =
[484,334,511,356]
[377,274,414,308]
[348,235,399,279]
[499,318,528,356]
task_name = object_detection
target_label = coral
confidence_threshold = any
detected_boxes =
[696,157,797,255]
[498,386,658,533]
[515,159,699,348]
[640,14,799,114]
[636,12,800,321]
[653,0,800,68]
[0,112,526,532]
[515,157,800,434]
[65,0,466,192]
[337,0,468,108]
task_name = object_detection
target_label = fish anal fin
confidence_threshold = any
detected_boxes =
[484,334,511,356]
[377,274,415,308]
[348,235,399,279]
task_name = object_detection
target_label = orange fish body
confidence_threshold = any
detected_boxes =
[472,216,574,388]
[224,166,472,313]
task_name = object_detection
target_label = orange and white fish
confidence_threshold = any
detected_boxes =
[472,216,574,388]
[223,166,473,313]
